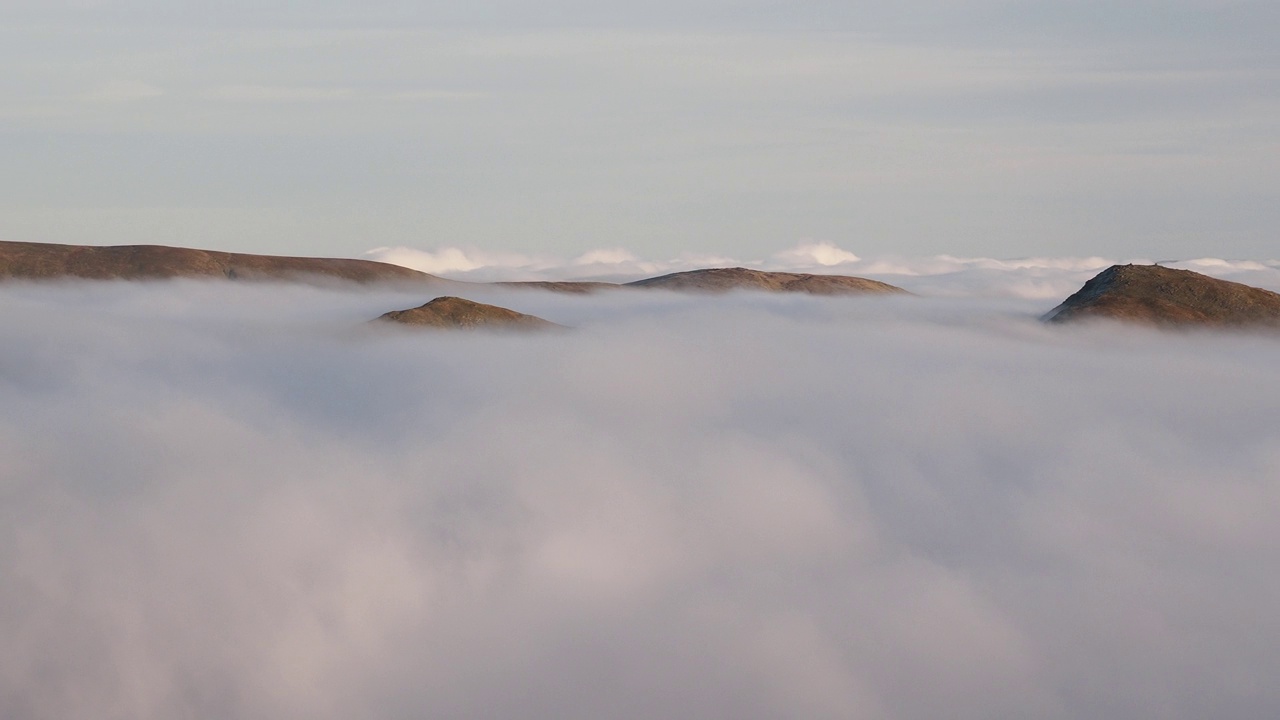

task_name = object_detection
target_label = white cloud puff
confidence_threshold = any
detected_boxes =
[771,241,860,267]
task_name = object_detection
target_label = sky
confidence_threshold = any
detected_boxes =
[1,1,1276,262]
[3,274,1280,719]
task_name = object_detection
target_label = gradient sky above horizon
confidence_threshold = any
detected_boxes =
[2,0,1277,261]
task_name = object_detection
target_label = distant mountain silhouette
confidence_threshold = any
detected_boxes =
[625,267,906,295]
[0,241,442,285]
[376,296,560,330]
[1045,264,1280,328]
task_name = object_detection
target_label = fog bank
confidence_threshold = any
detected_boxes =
[2,279,1279,719]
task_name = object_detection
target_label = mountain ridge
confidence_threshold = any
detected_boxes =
[0,241,907,295]
[0,240,445,285]
[624,267,906,295]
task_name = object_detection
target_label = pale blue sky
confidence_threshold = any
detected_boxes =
[2,1,1276,260]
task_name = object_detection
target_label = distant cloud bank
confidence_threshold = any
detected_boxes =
[367,241,1280,298]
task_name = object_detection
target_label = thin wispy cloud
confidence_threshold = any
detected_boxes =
[203,84,355,103]
[384,89,492,102]
[82,79,165,103]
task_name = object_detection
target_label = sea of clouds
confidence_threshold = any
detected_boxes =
[2,262,1280,719]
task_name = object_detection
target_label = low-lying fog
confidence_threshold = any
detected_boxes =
[2,275,1278,720]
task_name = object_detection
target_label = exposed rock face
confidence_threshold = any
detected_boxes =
[624,267,906,295]
[376,296,560,330]
[1045,264,1280,328]
[0,241,441,285]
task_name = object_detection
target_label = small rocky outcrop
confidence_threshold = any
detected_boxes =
[375,296,560,331]
[624,267,906,295]
[1044,264,1280,328]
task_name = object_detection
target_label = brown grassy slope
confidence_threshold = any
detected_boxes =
[493,280,620,294]
[624,267,906,295]
[0,240,442,285]
[1044,264,1280,328]
[376,296,561,330]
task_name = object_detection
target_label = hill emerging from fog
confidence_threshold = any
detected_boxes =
[0,241,909,297]
[376,296,560,331]
[0,240,443,285]
[1046,264,1280,328]
[625,267,906,295]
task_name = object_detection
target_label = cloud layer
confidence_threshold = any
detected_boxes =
[2,276,1279,719]
[367,241,1280,299]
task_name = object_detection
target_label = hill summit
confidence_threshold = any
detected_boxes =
[376,296,560,330]
[624,267,905,295]
[1045,264,1280,328]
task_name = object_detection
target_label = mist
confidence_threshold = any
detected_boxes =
[2,277,1279,719]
